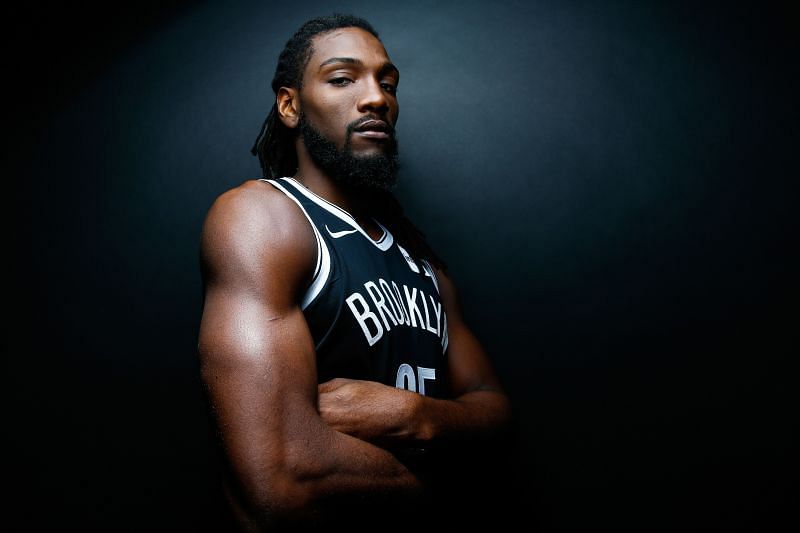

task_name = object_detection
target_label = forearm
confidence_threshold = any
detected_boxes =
[228,415,422,529]
[298,423,422,494]
[407,388,512,446]
[318,379,512,448]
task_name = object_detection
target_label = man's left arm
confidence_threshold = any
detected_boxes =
[317,266,512,448]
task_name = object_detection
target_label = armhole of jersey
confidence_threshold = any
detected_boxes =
[259,178,331,310]
[420,259,440,294]
[420,259,448,352]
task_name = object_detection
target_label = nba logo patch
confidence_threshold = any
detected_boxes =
[397,244,420,273]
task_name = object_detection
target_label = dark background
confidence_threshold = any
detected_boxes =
[6,1,797,531]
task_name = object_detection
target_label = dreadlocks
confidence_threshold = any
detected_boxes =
[250,13,448,274]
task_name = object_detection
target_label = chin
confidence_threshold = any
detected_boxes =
[353,148,389,159]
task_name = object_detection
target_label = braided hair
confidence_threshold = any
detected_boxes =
[251,14,448,274]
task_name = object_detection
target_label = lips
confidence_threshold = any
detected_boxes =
[354,119,391,134]
[355,130,390,139]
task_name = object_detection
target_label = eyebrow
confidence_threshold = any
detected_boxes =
[318,57,399,77]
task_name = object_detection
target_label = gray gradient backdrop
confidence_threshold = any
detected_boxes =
[7,1,796,531]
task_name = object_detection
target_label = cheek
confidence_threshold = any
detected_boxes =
[306,97,352,135]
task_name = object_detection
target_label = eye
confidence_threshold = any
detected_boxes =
[381,82,398,94]
[329,77,353,86]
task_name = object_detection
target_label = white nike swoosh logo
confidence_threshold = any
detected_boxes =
[325,224,359,238]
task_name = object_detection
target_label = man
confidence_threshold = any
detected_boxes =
[198,14,512,531]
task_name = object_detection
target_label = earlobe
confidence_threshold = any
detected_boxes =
[277,87,299,129]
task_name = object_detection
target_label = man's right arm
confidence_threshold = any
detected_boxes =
[197,181,420,529]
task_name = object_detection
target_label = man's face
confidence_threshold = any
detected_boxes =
[297,27,401,190]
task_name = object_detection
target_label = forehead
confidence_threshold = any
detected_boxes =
[307,27,391,71]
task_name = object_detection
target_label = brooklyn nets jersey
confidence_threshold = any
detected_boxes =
[260,177,449,399]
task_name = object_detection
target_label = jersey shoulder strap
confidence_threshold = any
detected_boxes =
[259,177,332,310]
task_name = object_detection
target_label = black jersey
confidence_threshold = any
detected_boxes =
[261,177,449,399]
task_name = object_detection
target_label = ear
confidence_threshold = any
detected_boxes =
[276,87,300,129]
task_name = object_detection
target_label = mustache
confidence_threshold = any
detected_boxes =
[347,115,396,137]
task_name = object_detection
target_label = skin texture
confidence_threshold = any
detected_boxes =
[198,27,511,530]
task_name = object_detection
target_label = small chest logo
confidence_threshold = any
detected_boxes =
[325,224,359,238]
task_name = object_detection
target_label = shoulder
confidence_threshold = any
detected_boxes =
[200,179,317,290]
[202,179,303,235]
[429,265,456,298]
[429,265,462,319]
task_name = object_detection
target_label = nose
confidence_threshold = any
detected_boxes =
[357,77,390,115]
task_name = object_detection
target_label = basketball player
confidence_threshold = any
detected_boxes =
[197,14,512,531]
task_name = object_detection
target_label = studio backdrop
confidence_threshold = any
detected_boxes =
[8,1,795,531]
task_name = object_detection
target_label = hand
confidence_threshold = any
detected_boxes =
[317,378,418,444]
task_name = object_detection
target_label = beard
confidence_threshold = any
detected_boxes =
[298,110,400,192]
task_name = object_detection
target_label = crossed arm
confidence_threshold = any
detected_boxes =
[197,181,511,529]
[317,267,511,448]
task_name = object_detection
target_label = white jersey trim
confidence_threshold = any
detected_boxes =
[259,179,331,310]
[420,258,448,353]
[421,259,440,294]
[282,177,394,251]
